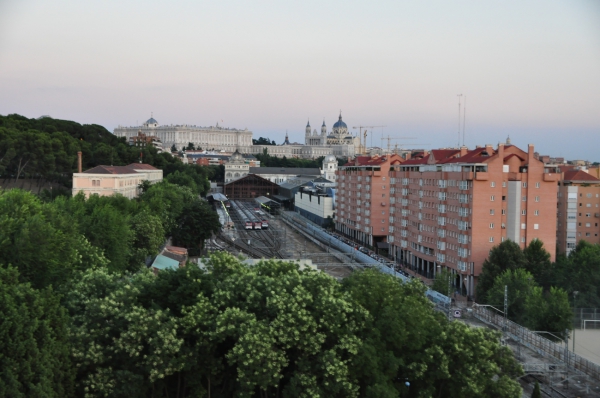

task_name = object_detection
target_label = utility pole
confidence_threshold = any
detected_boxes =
[503,285,508,333]
[573,291,579,352]
[448,271,453,321]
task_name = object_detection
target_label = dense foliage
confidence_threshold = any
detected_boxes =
[0,113,222,190]
[0,114,179,184]
[252,137,277,145]
[255,148,325,169]
[476,238,600,339]
[0,186,523,396]
[0,267,74,397]
[64,257,522,398]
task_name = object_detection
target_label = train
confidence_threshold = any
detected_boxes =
[253,220,262,230]
[245,220,253,230]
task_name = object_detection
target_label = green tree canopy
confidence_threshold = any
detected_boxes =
[0,267,74,397]
[476,240,527,301]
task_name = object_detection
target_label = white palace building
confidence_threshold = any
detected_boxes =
[113,113,358,159]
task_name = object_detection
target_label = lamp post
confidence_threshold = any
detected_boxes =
[573,291,579,353]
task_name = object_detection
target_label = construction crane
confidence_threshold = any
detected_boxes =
[352,125,386,155]
[384,135,416,154]
[392,143,430,156]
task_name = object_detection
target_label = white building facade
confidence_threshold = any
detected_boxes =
[114,115,358,159]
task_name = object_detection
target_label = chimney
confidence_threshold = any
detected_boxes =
[485,144,493,155]
[405,152,412,161]
[528,144,534,161]
[460,146,468,157]
[498,143,504,162]
[77,151,82,173]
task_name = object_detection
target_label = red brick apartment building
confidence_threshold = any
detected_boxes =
[336,154,403,247]
[337,144,560,299]
[557,170,600,255]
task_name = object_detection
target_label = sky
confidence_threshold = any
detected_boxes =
[1,0,599,160]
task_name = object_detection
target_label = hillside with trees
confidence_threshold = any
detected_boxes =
[0,114,223,194]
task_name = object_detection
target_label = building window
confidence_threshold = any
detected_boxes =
[490,195,495,201]
[490,209,495,215]
[521,237,526,243]
[522,182,527,188]
[535,182,540,188]
[503,181,506,187]
[522,196,527,201]
[535,196,540,202]
[586,232,591,237]
[489,237,494,242]
[534,224,539,230]
[502,209,506,215]
[586,223,591,227]
[489,223,494,229]
[521,210,526,215]
[587,193,592,198]
[521,223,526,229]
[491,181,495,187]
[534,210,539,216]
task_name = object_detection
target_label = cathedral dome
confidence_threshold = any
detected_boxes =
[333,114,347,129]
[146,117,158,125]
[324,154,337,163]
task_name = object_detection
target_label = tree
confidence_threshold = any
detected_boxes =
[476,240,527,301]
[531,381,541,398]
[185,142,195,150]
[486,269,537,324]
[342,269,523,397]
[252,137,276,145]
[171,199,221,255]
[66,254,368,397]
[523,239,551,285]
[129,210,165,267]
[323,215,335,230]
[525,286,572,340]
[431,269,452,296]
[0,267,74,397]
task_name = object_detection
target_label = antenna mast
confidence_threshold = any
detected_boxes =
[463,95,467,146]
[457,94,462,147]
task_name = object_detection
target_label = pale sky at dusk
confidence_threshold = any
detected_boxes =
[1,0,599,160]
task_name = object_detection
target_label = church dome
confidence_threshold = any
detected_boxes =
[324,154,337,163]
[146,117,158,125]
[333,114,347,129]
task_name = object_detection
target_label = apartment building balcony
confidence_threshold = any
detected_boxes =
[474,171,489,181]
[507,172,522,181]
[543,173,559,182]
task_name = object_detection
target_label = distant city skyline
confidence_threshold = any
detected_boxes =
[1,0,599,160]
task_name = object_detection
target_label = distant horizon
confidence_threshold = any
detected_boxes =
[6,110,596,162]
[1,0,598,161]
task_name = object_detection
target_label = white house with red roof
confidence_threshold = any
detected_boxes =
[72,161,163,199]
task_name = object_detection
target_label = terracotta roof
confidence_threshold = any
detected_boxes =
[83,165,137,174]
[503,154,525,162]
[441,147,494,164]
[129,163,159,170]
[343,155,402,167]
[165,245,188,254]
[82,164,157,175]
[563,170,600,182]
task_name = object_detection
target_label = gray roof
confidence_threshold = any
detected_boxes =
[249,167,321,176]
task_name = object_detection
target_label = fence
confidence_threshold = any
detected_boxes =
[472,305,600,381]
[574,308,600,330]
[280,211,450,306]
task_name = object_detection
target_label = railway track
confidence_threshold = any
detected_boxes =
[217,200,285,259]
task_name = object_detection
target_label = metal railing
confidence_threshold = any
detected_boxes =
[472,304,600,382]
